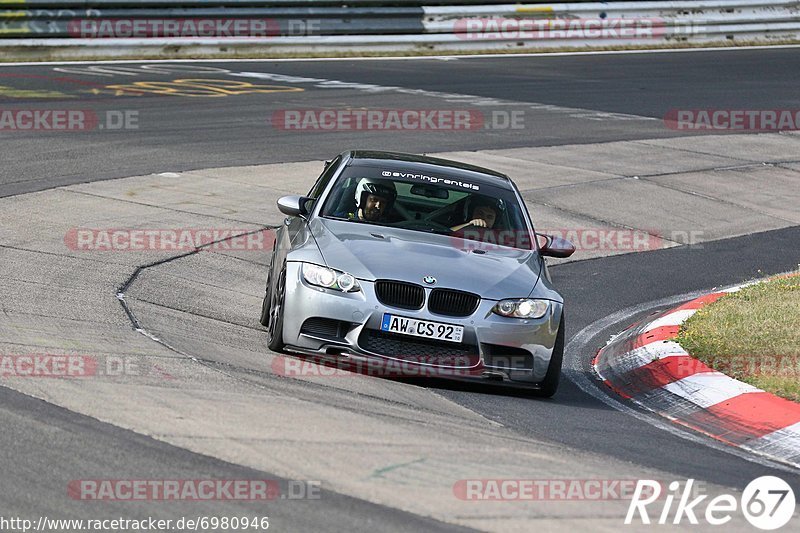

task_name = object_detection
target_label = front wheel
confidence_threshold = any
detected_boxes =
[532,316,564,398]
[259,265,273,327]
[266,266,287,352]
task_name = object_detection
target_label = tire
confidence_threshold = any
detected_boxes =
[533,315,565,398]
[266,265,287,352]
[259,267,272,327]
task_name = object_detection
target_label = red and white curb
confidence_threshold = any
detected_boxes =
[593,281,800,469]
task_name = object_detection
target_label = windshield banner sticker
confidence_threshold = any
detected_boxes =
[380,170,480,191]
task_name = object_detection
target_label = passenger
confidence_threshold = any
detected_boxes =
[451,201,498,232]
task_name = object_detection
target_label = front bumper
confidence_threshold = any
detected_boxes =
[279,261,563,386]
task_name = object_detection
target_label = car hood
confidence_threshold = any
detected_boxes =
[308,218,542,300]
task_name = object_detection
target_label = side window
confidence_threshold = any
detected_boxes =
[307,156,342,199]
[321,176,357,218]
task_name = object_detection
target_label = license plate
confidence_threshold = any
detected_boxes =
[380,313,464,343]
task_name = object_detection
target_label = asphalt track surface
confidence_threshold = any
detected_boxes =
[0,387,466,532]
[2,47,800,196]
[1,48,800,529]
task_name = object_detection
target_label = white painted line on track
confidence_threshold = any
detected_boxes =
[37,62,657,123]
[1,43,799,67]
[228,70,655,122]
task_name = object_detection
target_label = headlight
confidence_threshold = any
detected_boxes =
[492,299,549,319]
[302,263,361,292]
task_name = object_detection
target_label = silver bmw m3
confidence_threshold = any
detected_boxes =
[260,151,575,397]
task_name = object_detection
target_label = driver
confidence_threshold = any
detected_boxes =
[451,199,498,232]
[346,178,397,222]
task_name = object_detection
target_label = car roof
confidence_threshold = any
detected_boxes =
[346,150,514,189]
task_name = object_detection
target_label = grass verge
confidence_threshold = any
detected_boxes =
[676,274,800,402]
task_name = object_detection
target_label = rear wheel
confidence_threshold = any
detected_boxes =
[533,316,565,398]
[266,265,287,352]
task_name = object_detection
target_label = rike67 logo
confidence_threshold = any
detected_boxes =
[626,477,796,530]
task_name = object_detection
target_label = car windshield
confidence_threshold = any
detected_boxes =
[320,165,534,250]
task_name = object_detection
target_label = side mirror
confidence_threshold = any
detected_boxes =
[537,233,575,258]
[277,195,312,218]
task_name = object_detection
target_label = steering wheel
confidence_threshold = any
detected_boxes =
[393,219,453,233]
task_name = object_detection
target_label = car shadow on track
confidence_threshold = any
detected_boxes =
[372,374,616,410]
